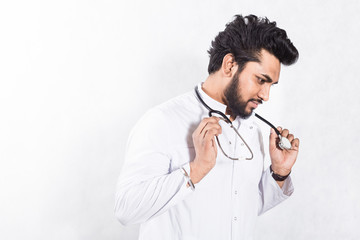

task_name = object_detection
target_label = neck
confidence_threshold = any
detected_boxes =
[202,74,236,121]
[202,74,227,104]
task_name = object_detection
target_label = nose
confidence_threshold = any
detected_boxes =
[258,85,270,102]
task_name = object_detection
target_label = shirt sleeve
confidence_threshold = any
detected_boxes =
[114,109,193,225]
[257,166,294,215]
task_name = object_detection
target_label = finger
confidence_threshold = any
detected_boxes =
[211,136,217,148]
[208,116,220,122]
[269,128,279,150]
[193,117,220,136]
[281,129,289,138]
[203,129,220,148]
[200,122,222,136]
[203,127,222,140]
[211,137,218,155]
[291,138,300,150]
[287,134,294,142]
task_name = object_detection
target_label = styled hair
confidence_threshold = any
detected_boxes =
[207,14,299,74]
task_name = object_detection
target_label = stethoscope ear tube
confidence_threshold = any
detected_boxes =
[208,110,232,124]
[254,113,281,136]
[195,86,253,160]
[255,113,292,150]
[195,85,292,155]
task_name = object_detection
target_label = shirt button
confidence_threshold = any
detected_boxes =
[234,190,238,194]
[240,143,244,146]
[249,126,253,129]
[234,217,237,221]
[229,141,232,145]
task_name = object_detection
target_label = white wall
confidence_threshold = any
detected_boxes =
[1,0,359,239]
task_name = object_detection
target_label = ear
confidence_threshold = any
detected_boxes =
[221,54,238,77]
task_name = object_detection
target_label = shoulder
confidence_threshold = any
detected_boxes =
[133,90,204,147]
[137,90,196,119]
[146,90,204,126]
[131,89,203,135]
[155,90,201,116]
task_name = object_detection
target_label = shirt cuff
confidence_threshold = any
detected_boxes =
[266,166,294,197]
[180,163,195,191]
[281,175,294,196]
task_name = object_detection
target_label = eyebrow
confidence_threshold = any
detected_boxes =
[260,74,278,84]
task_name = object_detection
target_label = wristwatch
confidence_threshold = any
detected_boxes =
[269,165,291,181]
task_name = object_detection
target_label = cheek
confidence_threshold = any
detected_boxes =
[239,82,258,100]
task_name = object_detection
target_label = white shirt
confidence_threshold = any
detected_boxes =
[115,83,294,240]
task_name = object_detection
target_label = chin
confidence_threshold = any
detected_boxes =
[246,109,255,117]
[246,107,254,115]
[238,110,253,119]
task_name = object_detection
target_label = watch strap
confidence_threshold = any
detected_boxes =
[269,165,291,182]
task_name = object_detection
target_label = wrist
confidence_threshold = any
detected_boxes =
[270,165,291,176]
[181,166,195,190]
[189,161,211,184]
[270,165,291,182]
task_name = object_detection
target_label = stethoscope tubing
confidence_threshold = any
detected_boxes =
[195,86,282,137]
[195,86,254,160]
[194,86,292,152]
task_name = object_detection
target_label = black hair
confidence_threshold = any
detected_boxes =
[207,14,299,74]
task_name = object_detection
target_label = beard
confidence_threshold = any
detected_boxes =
[224,72,255,119]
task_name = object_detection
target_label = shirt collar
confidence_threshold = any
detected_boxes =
[196,82,255,124]
[196,82,228,116]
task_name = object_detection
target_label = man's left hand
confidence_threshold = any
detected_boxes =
[269,127,300,176]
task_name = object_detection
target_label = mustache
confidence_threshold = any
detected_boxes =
[249,98,263,104]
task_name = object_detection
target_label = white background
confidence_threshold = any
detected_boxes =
[1,0,360,239]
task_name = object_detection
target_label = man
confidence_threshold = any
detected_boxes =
[115,14,299,240]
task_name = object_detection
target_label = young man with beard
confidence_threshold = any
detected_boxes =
[115,14,300,240]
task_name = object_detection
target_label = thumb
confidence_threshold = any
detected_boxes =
[269,128,279,150]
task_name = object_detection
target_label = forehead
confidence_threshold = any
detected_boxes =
[244,49,281,82]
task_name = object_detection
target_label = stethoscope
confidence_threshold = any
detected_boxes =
[194,86,291,160]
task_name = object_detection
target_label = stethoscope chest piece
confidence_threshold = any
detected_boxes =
[279,136,292,150]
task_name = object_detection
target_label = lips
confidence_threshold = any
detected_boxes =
[248,99,262,109]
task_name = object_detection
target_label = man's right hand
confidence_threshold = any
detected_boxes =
[189,117,222,184]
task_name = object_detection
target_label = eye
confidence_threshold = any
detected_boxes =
[257,77,266,84]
